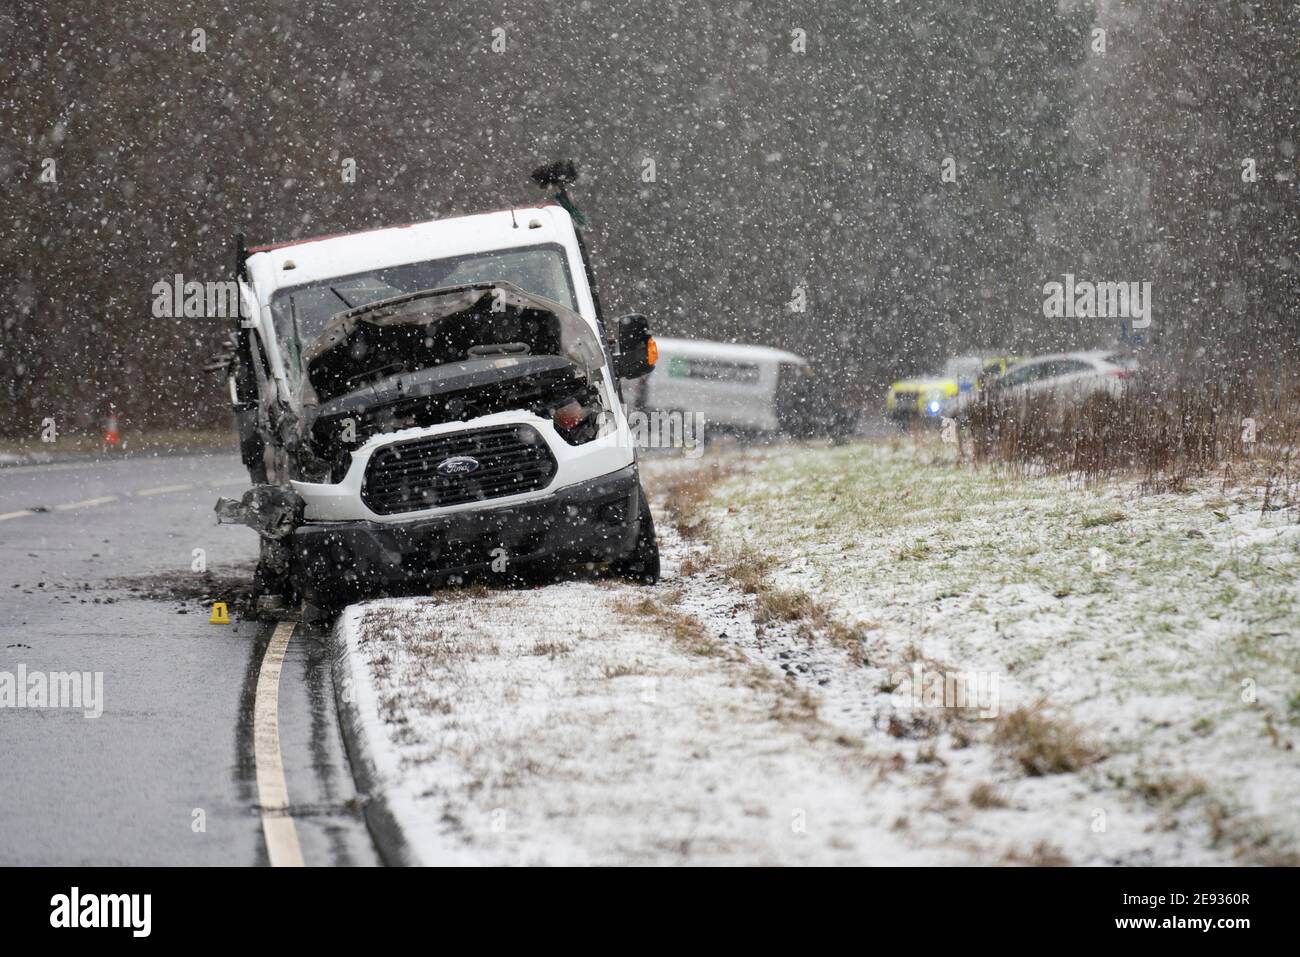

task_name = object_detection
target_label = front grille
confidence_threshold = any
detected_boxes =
[362,425,557,516]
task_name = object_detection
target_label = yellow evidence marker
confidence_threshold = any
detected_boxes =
[210,602,231,624]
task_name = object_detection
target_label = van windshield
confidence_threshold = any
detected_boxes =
[270,244,579,374]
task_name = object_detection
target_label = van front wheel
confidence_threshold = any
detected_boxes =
[613,489,660,585]
[250,537,302,616]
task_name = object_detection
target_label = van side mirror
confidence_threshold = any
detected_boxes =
[614,313,657,379]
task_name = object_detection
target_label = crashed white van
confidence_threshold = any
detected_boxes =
[217,168,660,606]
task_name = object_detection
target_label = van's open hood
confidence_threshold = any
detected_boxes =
[259,281,612,483]
[299,282,603,406]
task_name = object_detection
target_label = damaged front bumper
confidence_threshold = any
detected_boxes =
[289,465,642,600]
[291,410,633,523]
[214,484,303,540]
[217,409,641,602]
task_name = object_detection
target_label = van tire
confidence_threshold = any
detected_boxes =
[253,537,297,605]
[613,489,660,585]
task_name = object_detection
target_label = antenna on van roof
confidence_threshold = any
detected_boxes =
[530,159,606,335]
[531,160,586,226]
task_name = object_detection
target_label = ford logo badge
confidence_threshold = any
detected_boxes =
[436,455,480,476]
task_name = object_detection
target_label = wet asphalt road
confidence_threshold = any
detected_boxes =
[0,452,379,865]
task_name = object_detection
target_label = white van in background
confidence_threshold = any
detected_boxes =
[631,337,816,436]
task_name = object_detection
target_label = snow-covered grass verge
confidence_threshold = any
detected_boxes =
[337,569,969,865]
[684,436,1299,864]
[333,438,1296,865]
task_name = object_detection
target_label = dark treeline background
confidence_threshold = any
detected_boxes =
[1,0,1296,436]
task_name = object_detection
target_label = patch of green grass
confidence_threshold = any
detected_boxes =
[0,428,236,456]
[701,436,1300,851]
[713,437,1300,666]
[895,542,932,561]
[1080,510,1127,528]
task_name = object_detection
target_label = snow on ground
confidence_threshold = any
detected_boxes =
[336,438,1296,865]
[338,572,975,866]
[689,436,1300,864]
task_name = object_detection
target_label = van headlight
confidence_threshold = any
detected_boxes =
[551,397,603,445]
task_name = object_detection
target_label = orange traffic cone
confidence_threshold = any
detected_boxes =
[103,413,120,448]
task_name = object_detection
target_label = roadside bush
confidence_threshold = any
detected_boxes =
[963,359,1300,492]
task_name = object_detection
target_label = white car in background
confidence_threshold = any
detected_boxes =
[953,349,1138,415]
